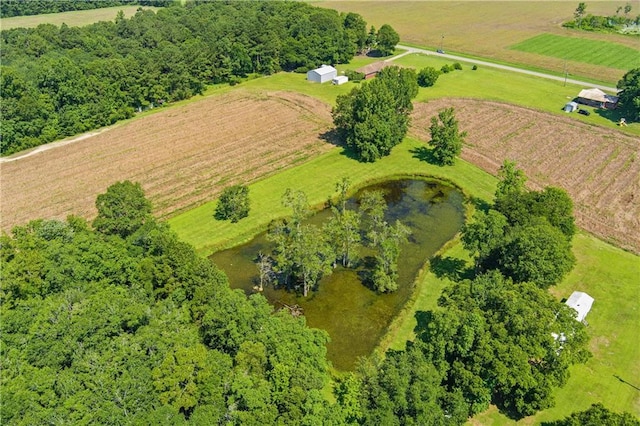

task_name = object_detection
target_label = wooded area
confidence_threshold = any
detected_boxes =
[0,0,171,18]
[1,176,613,423]
[0,2,369,155]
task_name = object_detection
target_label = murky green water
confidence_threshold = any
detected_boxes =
[210,179,465,370]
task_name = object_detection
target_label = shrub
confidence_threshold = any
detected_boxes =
[417,66,441,87]
[472,64,478,70]
[345,69,365,82]
[215,185,250,223]
[440,64,452,74]
[453,62,462,70]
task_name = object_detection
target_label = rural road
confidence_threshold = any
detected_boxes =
[394,44,620,93]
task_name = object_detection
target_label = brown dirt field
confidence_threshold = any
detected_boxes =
[411,98,640,253]
[0,90,334,230]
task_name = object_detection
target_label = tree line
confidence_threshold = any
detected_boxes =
[1,2,374,155]
[0,0,172,18]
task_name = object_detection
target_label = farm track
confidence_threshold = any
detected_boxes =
[411,99,640,253]
[1,91,637,253]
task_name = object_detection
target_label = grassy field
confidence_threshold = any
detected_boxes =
[316,1,638,84]
[385,232,640,424]
[168,136,496,256]
[169,134,640,423]
[0,6,158,30]
[231,52,638,136]
[510,33,640,70]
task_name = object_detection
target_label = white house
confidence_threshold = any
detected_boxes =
[332,75,348,85]
[565,291,594,323]
[306,65,337,83]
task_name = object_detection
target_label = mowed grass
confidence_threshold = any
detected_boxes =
[168,137,496,256]
[511,33,640,70]
[0,6,158,30]
[470,232,640,424]
[169,132,640,422]
[316,1,636,84]
[392,53,639,135]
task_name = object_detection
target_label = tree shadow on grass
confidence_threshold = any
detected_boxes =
[430,255,474,282]
[594,106,636,126]
[409,146,443,166]
[469,196,492,213]
[319,129,365,161]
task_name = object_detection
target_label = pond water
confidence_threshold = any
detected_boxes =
[209,179,465,370]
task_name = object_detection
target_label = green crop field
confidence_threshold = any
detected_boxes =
[0,6,159,30]
[316,1,638,84]
[511,33,640,70]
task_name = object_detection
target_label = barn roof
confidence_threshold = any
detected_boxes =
[356,61,391,76]
[565,291,594,322]
[311,65,337,76]
[578,88,619,104]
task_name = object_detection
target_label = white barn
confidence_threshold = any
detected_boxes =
[565,291,594,322]
[307,65,337,83]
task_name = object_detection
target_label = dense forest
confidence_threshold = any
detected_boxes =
[0,0,172,18]
[0,2,370,155]
[1,174,613,423]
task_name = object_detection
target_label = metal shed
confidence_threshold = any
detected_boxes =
[565,291,594,323]
[307,65,337,83]
[564,101,579,112]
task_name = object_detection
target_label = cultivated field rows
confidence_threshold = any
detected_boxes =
[411,99,640,253]
[0,90,333,229]
[2,91,638,254]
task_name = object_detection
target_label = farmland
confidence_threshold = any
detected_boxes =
[317,1,638,84]
[2,2,639,422]
[0,5,158,30]
[0,90,334,230]
[510,33,640,70]
[410,98,640,254]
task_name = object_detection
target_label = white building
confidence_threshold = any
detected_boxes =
[332,75,349,85]
[565,291,594,323]
[306,65,337,83]
[564,101,578,113]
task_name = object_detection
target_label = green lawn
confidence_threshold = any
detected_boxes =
[510,33,640,70]
[168,137,496,256]
[0,6,159,30]
[169,132,640,422]
[392,53,639,136]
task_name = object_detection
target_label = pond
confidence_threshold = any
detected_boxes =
[209,179,465,370]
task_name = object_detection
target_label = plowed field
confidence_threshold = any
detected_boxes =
[411,99,640,253]
[0,90,333,230]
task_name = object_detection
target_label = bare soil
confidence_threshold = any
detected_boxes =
[0,90,334,230]
[411,98,640,253]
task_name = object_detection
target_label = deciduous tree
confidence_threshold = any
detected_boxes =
[617,67,640,121]
[93,180,152,238]
[428,107,467,165]
[214,184,250,223]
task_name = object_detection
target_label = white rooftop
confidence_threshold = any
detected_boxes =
[565,291,594,322]
[312,65,337,76]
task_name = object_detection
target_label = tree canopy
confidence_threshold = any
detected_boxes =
[332,66,418,162]
[1,182,335,424]
[1,2,370,155]
[428,107,467,165]
[462,161,576,288]
[215,184,250,223]
[617,67,640,121]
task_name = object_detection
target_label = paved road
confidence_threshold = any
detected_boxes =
[393,44,619,93]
